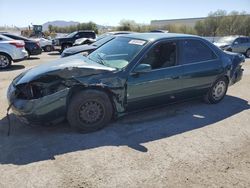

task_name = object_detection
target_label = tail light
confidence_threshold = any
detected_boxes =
[36,42,40,47]
[9,40,25,48]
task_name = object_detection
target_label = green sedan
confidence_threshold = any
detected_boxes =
[7,33,245,132]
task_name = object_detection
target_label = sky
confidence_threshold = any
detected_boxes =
[0,0,250,27]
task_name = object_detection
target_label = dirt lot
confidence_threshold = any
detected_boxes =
[0,53,250,188]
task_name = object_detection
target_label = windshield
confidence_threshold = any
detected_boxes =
[92,35,115,47]
[67,31,77,38]
[88,37,147,70]
[217,36,236,44]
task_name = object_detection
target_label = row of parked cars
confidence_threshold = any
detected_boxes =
[7,31,245,133]
[0,33,43,69]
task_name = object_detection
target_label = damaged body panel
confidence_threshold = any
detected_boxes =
[7,33,245,132]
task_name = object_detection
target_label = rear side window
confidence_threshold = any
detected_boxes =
[181,39,217,64]
[239,38,249,43]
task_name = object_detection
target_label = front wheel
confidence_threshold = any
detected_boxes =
[67,90,113,133]
[204,77,228,104]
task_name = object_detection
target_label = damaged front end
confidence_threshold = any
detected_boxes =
[7,54,127,125]
[7,75,70,125]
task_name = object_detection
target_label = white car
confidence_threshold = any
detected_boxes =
[0,34,28,69]
[73,37,96,46]
[35,38,54,52]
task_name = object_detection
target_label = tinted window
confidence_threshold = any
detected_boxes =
[239,38,249,43]
[79,32,96,39]
[181,39,216,64]
[3,34,28,41]
[140,41,177,69]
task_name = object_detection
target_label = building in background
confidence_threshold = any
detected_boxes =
[151,17,206,28]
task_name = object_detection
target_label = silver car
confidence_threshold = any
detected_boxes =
[0,34,28,69]
[214,36,250,58]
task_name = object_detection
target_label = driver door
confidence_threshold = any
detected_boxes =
[126,40,185,111]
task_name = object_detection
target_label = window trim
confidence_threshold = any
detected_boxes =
[179,38,219,65]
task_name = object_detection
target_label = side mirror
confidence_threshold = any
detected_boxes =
[133,64,151,74]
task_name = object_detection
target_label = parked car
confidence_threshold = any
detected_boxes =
[214,36,250,58]
[52,30,96,52]
[150,30,169,33]
[1,33,42,58]
[73,37,96,46]
[61,31,135,58]
[0,34,28,69]
[7,33,244,132]
[37,38,54,52]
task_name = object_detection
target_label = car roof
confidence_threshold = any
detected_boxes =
[0,34,14,41]
[120,32,199,41]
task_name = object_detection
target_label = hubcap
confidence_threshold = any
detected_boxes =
[0,55,10,68]
[46,46,51,51]
[212,81,226,100]
[79,101,104,124]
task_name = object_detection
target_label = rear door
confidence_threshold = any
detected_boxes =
[179,39,223,96]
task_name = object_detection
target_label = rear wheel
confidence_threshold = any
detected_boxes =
[204,77,228,104]
[61,44,72,52]
[45,45,52,52]
[0,53,12,69]
[67,90,113,133]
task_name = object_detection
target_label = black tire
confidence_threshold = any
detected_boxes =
[67,90,113,133]
[27,50,31,59]
[246,49,250,58]
[204,77,228,104]
[0,53,12,69]
[45,45,52,52]
[61,44,72,52]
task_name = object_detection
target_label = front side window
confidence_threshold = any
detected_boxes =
[88,37,147,69]
[181,39,216,64]
[140,41,177,69]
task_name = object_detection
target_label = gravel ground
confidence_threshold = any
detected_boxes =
[0,53,250,188]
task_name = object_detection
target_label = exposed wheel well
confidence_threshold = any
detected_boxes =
[66,86,116,114]
[224,75,229,84]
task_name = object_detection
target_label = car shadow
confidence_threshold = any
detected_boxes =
[48,52,60,56]
[0,65,25,72]
[0,95,249,165]
[27,57,40,60]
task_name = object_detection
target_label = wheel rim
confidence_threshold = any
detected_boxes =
[212,80,226,100]
[79,100,104,125]
[46,46,51,51]
[0,55,10,68]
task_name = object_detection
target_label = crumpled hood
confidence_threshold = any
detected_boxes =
[63,44,97,54]
[15,54,115,85]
